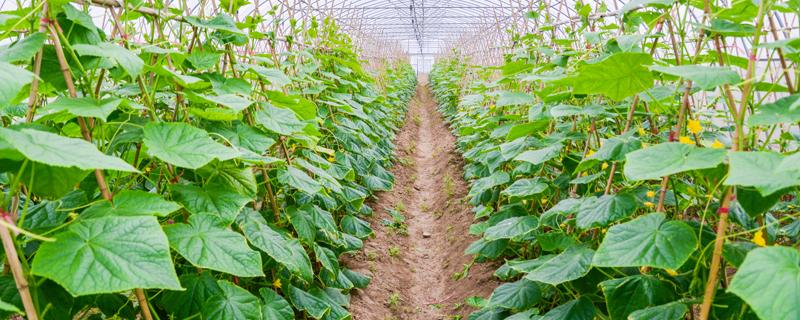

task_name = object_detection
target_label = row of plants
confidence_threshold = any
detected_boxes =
[430,0,799,319]
[0,2,416,319]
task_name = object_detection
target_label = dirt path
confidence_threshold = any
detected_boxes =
[345,79,498,319]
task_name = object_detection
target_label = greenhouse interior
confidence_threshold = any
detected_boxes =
[0,0,797,319]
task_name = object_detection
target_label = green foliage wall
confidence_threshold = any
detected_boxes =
[430,0,800,318]
[0,3,417,319]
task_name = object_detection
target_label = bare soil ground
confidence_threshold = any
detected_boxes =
[345,79,498,319]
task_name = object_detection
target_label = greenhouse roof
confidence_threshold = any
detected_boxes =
[2,0,798,71]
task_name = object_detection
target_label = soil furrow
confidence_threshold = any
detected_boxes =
[345,78,498,320]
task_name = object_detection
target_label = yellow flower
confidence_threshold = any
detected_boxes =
[540,198,548,205]
[638,127,646,136]
[644,201,655,208]
[687,119,703,134]
[489,104,496,111]
[601,162,609,170]
[752,229,767,247]
[646,190,656,198]
[586,149,596,158]
[601,228,607,234]
[273,278,282,289]
[581,172,588,177]
[666,269,678,276]
[327,155,335,162]
[710,139,725,149]
[679,136,694,145]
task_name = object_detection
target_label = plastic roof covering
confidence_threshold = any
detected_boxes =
[1,0,799,73]
[0,0,631,60]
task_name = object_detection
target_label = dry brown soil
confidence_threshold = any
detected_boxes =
[344,79,498,320]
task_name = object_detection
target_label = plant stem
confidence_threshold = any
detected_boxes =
[45,12,154,320]
[698,0,768,318]
[0,210,38,320]
[604,95,638,195]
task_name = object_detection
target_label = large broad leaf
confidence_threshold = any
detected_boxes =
[286,285,330,319]
[706,19,756,37]
[501,178,548,198]
[725,151,800,196]
[81,190,182,218]
[576,193,638,229]
[514,144,563,165]
[159,272,221,319]
[22,189,86,231]
[31,216,181,296]
[170,184,251,224]
[189,93,253,112]
[0,62,34,107]
[627,302,688,320]
[578,132,641,171]
[593,213,697,269]
[185,51,221,70]
[184,13,244,34]
[278,166,323,194]
[255,103,307,136]
[468,171,510,198]
[143,122,238,169]
[525,245,594,285]
[266,90,318,120]
[211,123,275,153]
[20,164,89,199]
[540,296,596,320]
[202,280,262,320]
[0,32,47,63]
[560,52,654,101]
[600,275,676,320]
[239,63,291,87]
[114,190,181,215]
[73,42,144,78]
[483,216,539,241]
[237,209,314,283]
[596,134,642,163]
[0,128,137,172]
[650,65,741,90]
[496,91,535,107]
[341,215,373,238]
[486,279,541,310]
[197,161,258,197]
[45,96,122,121]
[728,246,800,320]
[624,142,726,181]
[259,288,294,320]
[164,214,263,277]
[749,94,800,126]
[161,67,211,90]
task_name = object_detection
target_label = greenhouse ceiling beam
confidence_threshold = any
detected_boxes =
[337,15,504,20]
[328,6,527,10]
[359,22,496,26]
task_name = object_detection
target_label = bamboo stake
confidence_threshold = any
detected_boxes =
[0,209,37,319]
[45,15,154,320]
[698,0,768,318]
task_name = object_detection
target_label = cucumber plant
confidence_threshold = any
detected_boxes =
[0,2,416,319]
[430,0,799,319]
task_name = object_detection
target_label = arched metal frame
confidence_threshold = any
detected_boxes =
[1,0,798,76]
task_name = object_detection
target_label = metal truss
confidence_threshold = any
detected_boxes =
[1,0,798,74]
